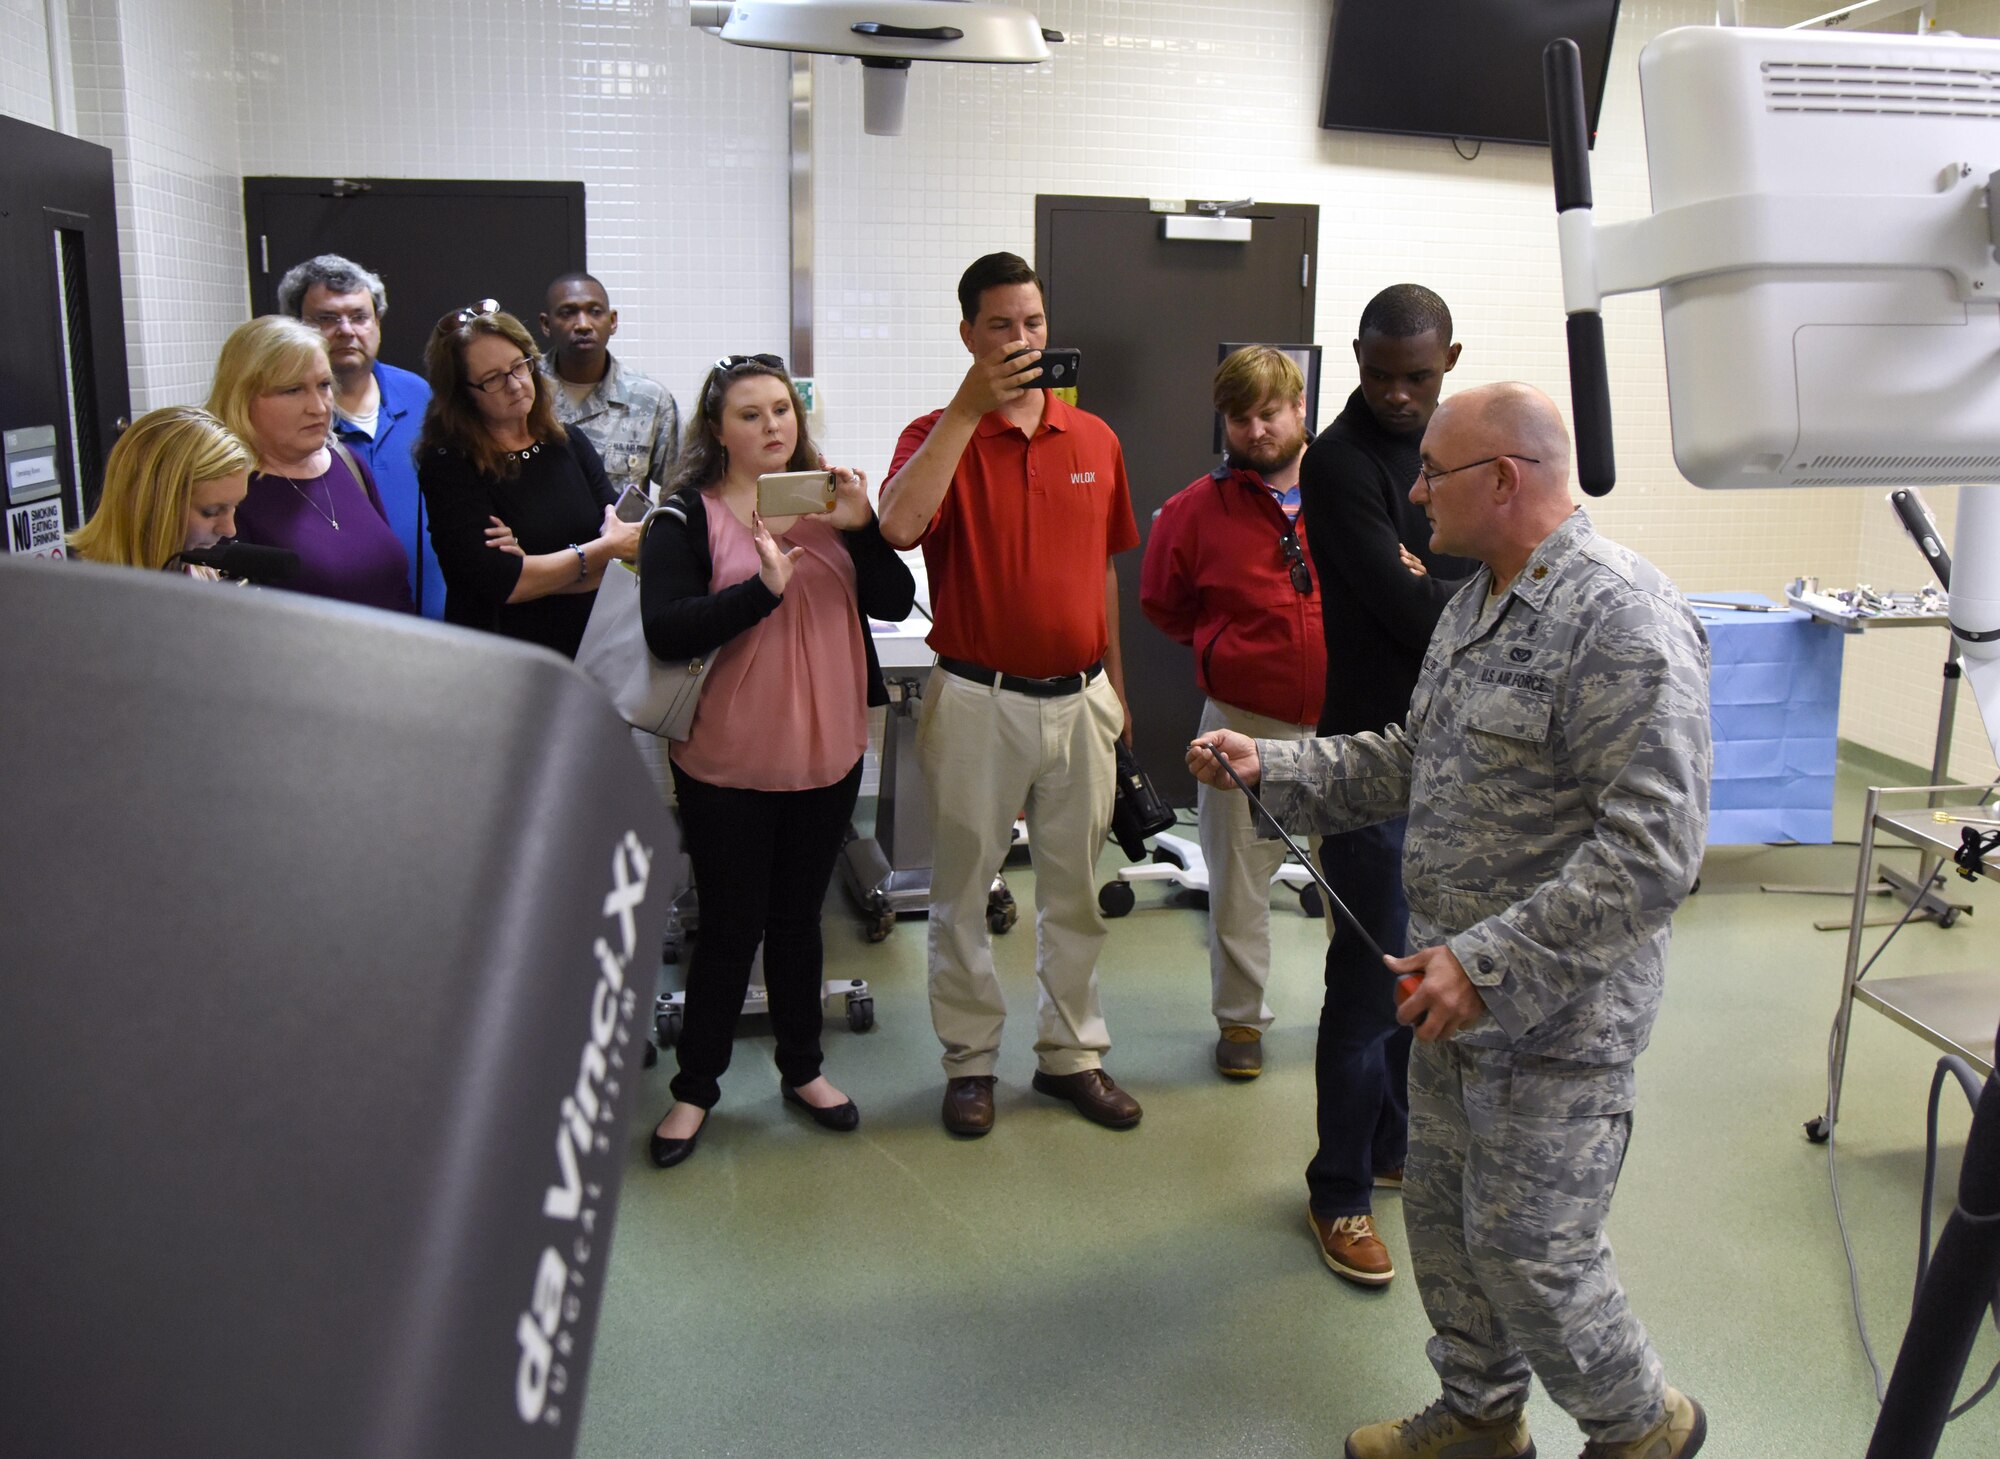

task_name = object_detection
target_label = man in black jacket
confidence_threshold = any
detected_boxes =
[1296,284,1474,1286]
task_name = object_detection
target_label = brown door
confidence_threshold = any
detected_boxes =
[242,178,587,379]
[0,114,132,534]
[1036,195,1319,805]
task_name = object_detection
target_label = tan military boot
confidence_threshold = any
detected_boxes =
[1344,1397,1535,1458]
[1578,1388,1706,1459]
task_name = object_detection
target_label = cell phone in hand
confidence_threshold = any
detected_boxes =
[613,484,654,523]
[757,470,836,518]
[1007,347,1081,390]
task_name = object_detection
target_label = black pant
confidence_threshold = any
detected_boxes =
[668,758,863,1110]
[1306,816,1413,1217]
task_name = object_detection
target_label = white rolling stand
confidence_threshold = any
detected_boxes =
[837,614,1021,943]
[1096,827,1322,919]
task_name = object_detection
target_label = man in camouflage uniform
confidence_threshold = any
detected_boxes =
[1190,382,1710,1459]
[538,272,681,501]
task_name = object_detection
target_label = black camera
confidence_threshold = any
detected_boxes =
[1110,741,1175,862]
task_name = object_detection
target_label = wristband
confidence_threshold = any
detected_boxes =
[569,542,589,581]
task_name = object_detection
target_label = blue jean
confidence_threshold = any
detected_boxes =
[1306,816,1413,1217]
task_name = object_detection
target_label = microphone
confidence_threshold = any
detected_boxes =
[171,540,301,584]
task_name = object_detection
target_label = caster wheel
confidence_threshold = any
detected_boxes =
[987,885,1018,935]
[1098,880,1136,918]
[1689,877,1702,895]
[1804,1115,1830,1143]
[643,1041,659,1069]
[1299,884,1323,919]
[662,935,682,965]
[847,996,875,1033]
[864,910,895,943]
[1939,908,1960,929]
[655,1006,683,1049]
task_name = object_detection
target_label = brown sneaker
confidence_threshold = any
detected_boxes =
[1307,1206,1395,1286]
[942,1075,996,1137]
[1030,1068,1142,1128]
[1345,1398,1534,1459]
[1579,1388,1706,1459]
[1215,1026,1263,1079]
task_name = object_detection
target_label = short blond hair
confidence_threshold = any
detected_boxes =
[67,406,255,569]
[1213,346,1305,418]
[207,315,329,455]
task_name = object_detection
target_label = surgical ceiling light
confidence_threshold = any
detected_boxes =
[690,0,1062,136]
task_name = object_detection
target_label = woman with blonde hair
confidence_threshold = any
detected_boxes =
[208,315,413,611]
[417,300,640,657]
[67,406,255,573]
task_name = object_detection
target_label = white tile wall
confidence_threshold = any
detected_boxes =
[0,0,53,130]
[21,0,2000,780]
[67,0,247,411]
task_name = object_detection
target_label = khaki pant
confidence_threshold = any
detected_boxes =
[917,665,1123,1077]
[1196,698,1318,1032]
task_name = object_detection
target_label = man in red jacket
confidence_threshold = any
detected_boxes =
[1141,347,1325,1080]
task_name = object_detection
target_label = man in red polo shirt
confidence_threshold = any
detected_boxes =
[879,252,1141,1137]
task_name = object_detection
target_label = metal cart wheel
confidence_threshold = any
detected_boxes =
[1804,1115,1831,1143]
[655,1003,683,1049]
[864,909,896,943]
[1098,880,1136,918]
[1299,884,1323,918]
[987,881,1018,935]
[847,996,875,1033]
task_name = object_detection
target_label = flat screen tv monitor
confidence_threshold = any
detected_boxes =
[1320,0,1621,148]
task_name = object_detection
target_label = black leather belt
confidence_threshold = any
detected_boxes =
[938,655,1104,698]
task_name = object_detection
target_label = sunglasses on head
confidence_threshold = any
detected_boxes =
[435,298,501,333]
[714,352,785,374]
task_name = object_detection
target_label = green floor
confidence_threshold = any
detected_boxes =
[576,764,1999,1459]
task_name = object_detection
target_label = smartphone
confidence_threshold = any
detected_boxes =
[756,469,836,517]
[613,483,654,523]
[1008,347,1082,390]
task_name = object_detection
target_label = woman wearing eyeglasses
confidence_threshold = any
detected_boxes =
[639,353,914,1169]
[208,316,414,611]
[417,301,642,657]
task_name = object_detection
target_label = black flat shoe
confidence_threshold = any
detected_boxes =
[782,1083,860,1132]
[649,1111,705,1168]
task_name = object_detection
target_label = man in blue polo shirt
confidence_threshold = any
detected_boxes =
[277,254,442,619]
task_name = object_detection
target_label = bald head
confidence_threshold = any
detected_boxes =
[1413,382,1578,579]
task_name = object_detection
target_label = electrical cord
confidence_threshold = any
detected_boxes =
[1920,1057,2000,1423]
[1451,137,1482,161]
[1824,868,2000,1415]
[1824,865,1940,1401]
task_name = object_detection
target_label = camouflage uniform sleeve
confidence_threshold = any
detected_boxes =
[1446,597,1711,1041]
[1253,721,1419,837]
[649,391,682,490]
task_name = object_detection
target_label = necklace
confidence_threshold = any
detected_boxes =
[503,441,543,463]
[280,470,340,531]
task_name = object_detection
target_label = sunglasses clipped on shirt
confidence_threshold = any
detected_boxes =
[1279,523,1312,595]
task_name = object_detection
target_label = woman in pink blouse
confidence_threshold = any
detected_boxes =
[639,354,914,1168]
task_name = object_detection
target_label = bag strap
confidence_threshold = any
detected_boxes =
[633,486,709,577]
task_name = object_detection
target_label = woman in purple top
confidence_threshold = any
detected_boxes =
[208,316,413,613]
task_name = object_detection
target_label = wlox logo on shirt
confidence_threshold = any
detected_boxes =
[1071,471,1096,485]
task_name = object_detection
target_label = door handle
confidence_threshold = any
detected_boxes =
[851,21,964,40]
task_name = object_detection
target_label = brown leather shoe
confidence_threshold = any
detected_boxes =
[1307,1206,1395,1286]
[1030,1067,1142,1128]
[942,1075,996,1137]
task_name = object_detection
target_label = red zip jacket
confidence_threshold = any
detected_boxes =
[1140,464,1326,727]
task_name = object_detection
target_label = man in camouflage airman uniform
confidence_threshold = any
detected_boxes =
[1190,382,1710,1459]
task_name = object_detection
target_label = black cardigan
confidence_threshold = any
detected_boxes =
[1298,388,1477,738]
[637,487,916,708]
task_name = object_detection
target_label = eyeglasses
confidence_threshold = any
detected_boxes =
[1416,454,1541,488]
[307,308,375,332]
[469,356,536,394]
[435,298,501,334]
[1279,524,1312,595]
